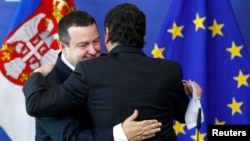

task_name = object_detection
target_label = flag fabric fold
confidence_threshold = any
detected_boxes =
[0,0,75,140]
[153,0,250,140]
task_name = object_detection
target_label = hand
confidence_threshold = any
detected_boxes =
[183,81,202,99]
[122,110,162,141]
[33,63,55,77]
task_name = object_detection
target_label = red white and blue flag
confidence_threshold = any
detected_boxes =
[0,0,75,140]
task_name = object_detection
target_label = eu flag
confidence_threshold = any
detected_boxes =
[153,0,250,140]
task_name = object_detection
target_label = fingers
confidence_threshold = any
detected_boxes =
[184,81,203,99]
[131,121,161,141]
[141,134,155,140]
[126,109,138,121]
[135,119,161,136]
[42,63,55,76]
[183,83,191,96]
[123,118,162,141]
[183,82,192,95]
[192,81,203,99]
[141,120,162,133]
[33,63,55,76]
[136,121,161,141]
[142,125,161,135]
[122,110,162,141]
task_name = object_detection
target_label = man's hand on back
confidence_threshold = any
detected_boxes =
[122,110,162,141]
[33,63,55,77]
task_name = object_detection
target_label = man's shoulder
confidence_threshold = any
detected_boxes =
[149,57,180,64]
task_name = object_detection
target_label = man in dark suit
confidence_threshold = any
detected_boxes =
[23,3,202,141]
[31,10,162,141]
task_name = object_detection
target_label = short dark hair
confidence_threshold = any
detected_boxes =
[58,11,97,45]
[104,3,146,49]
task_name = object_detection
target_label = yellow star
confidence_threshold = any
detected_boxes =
[214,118,226,125]
[227,97,243,115]
[226,41,243,59]
[1,51,11,61]
[151,44,165,59]
[193,13,206,31]
[233,70,250,88]
[1,43,15,52]
[44,18,50,27]
[20,73,29,83]
[191,130,207,141]
[173,121,186,135]
[208,19,224,37]
[167,22,184,40]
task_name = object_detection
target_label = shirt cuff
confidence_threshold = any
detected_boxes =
[113,123,128,141]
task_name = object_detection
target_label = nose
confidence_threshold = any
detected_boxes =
[88,44,98,55]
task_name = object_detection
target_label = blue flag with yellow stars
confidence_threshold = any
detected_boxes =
[153,0,250,140]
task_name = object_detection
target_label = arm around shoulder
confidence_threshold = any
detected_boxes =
[22,72,49,116]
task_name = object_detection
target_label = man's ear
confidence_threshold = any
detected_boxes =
[58,41,63,49]
[104,27,109,44]
[59,41,67,54]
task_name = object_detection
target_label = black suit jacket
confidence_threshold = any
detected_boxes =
[23,46,189,141]
[31,52,113,141]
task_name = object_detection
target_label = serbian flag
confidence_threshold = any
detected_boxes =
[0,0,75,140]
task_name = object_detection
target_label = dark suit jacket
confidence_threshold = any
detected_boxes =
[32,52,113,141]
[23,46,189,141]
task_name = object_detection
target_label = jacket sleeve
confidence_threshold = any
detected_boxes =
[74,128,113,141]
[22,68,88,117]
[172,63,189,123]
[38,117,113,141]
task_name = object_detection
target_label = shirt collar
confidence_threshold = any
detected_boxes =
[61,54,75,70]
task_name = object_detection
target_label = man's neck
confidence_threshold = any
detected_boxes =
[61,54,75,70]
[106,42,119,53]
